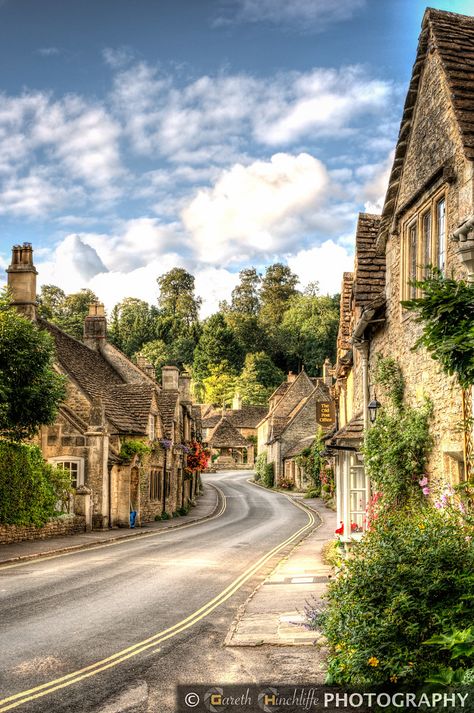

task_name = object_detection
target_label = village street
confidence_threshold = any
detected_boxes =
[0,472,323,713]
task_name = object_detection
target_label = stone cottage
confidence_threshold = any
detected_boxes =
[6,243,200,530]
[330,8,474,542]
[257,369,335,488]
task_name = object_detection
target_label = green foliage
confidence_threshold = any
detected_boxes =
[118,439,151,462]
[296,429,325,489]
[38,286,99,340]
[0,292,66,440]
[0,441,73,525]
[229,268,261,316]
[160,511,170,520]
[108,298,158,357]
[322,506,474,685]
[278,477,294,490]
[202,362,238,407]
[235,352,283,405]
[263,461,274,488]
[157,267,201,327]
[255,452,267,482]
[193,313,244,381]
[402,270,474,389]
[362,358,432,511]
[259,263,299,326]
[279,287,339,374]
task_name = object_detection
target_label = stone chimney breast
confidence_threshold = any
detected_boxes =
[179,372,192,402]
[162,365,179,391]
[6,243,38,320]
[83,302,107,349]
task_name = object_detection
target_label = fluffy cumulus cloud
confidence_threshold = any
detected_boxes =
[214,0,366,29]
[287,240,354,295]
[182,153,330,264]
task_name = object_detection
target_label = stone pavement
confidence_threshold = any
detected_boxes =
[0,484,220,566]
[225,496,335,647]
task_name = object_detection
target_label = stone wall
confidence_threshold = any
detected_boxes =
[369,49,473,483]
[0,514,86,545]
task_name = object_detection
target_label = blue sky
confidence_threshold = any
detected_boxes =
[0,0,473,314]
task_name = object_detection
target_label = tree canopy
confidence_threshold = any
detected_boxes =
[0,291,66,440]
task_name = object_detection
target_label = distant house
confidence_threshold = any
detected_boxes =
[7,243,201,530]
[257,368,335,487]
[201,394,267,469]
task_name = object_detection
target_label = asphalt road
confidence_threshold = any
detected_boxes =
[0,471,315,713]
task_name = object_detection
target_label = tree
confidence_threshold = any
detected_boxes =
[279,288,339,375]
[157,268,202,327]
[108,298,158,357]
[193,313,244,382]
[0,291,66,440]
[230,268,261,315]
[37,285,66,321]
[202,362,238,407]
[37,285,99,339]
[260,263,299,326]
[236,352,285,405]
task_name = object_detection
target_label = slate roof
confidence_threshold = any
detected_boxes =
[202,405,268,430]
[283,435,316,459]
[38,318,155,435]
[337,272,354,354]
[327,413,364,449]
[208,417,249,448]
[353,213,385,308]
[377,8,474,249]
[156,390,179,438]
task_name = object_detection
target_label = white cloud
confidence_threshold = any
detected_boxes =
[214,0,366,29]
[359,150,393,213]
[286,240,354,295]
[37,47,60,57]
[0,170,83,217]
[194,268,239,317]
[182,152,330,264]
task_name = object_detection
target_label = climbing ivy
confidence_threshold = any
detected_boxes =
[402,270,474,389]
[296,428,325,491]
[362,358,433,511]
[118,439,151,463]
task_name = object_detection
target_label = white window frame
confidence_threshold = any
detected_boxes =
[48,457,85,489]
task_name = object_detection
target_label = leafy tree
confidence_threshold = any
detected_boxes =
[230,268,261,315]
[0,290,66,440]
[202,362,237,407]
[224,312,268,356]
[279,287,339,374]
[108,298,158,357]
[157,268,202,327]
[236,352,284,405]
[37,285,99,340]
[260,263,299,326]
[37,284,66,320]
[193,313,244,381]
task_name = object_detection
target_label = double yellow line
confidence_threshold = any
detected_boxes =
[0,493,315,712]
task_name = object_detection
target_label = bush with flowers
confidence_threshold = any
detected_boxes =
[322,504,474,685]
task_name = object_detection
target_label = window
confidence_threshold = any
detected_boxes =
[48,458,84,489]
[401,190,447,301]
[149,468,163,501]
[437,198,446,273]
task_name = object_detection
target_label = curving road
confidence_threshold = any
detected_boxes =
[0,471,316,713]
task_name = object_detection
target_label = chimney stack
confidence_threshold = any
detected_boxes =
[323,358,333,387]
[232,392,242,410]
[136,354,156,381]
[179,372,192,403]
[83,302,107,350]
[162,365,179,391]
[6,243,38,320]
[287,371,297,383]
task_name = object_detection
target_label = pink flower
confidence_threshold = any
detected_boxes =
[422,487,430,496]
[419,476,428,487]
[434,502,442,509]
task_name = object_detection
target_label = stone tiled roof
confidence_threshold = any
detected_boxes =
[377,8,474,249]
[202,405,268,430]
[353,213,385,307]
[327,413,364,449]
[208,417,249,448]
[283,435,315,459]
[156,390,179,438]
[39,318,156,435]
[337,272,354,354]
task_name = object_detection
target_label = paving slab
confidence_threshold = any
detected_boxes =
[226,496,335,647]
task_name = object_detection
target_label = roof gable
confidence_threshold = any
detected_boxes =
[353,213,385,308]
[377,8,474,250]
[208,417,249,448]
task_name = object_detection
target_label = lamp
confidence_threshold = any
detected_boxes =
[368,396,381,424]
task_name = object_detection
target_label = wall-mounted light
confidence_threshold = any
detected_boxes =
[368,396,381,424]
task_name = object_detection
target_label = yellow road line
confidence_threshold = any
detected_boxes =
[0,497,315,712]
[0,484,226,572]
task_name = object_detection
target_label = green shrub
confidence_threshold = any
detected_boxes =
[304,487,321,499]
[177,505,189,516]
[161,511,170,520]
[322,506,474,686]
[118,439,151,462]
[263,462,274,488]
[0,440,72,526]
[255,452,267,481]
[278,477,294,490]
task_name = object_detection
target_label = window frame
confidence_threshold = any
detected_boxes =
[401,188,448,302]
[48,457,85,490]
